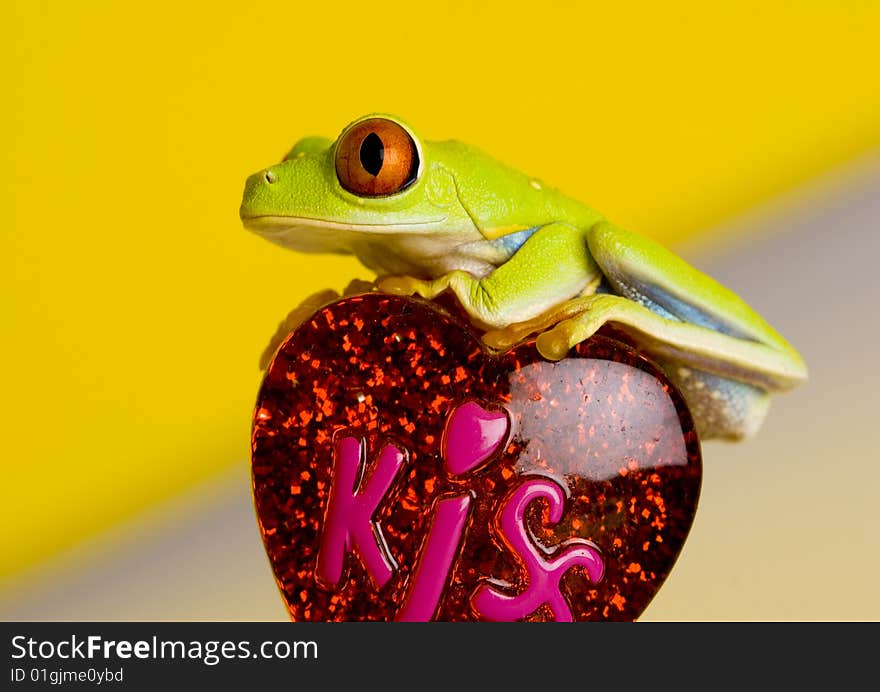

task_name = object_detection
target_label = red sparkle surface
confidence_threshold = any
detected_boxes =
[251,293,702,621]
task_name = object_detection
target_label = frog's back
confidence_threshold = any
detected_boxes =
[429,139,603,239]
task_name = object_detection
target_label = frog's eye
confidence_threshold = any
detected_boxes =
[335,118,420,197]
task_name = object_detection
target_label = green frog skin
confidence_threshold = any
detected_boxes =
[240,114,807,441]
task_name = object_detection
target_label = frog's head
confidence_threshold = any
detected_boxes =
[240,114,483,257]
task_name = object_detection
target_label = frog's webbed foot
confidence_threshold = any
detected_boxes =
[377,274,448,300]
[342,278,378,296]
[377,271,512,329]
[259,279,377,370]
[487,289,804,393]
[533,295,632,360]
[482,296,597,354]
[484,294,779,440]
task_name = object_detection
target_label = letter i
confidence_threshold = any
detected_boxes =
[396,493,473,621]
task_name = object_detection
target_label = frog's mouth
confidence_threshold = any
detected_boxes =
[243,214,448,235]
[242,214,453,253]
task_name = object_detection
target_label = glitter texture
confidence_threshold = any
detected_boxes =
[252,293,702,621]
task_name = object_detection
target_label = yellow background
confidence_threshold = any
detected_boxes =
[2,2,879,584]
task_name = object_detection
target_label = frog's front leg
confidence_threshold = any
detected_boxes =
[379,223,601,329]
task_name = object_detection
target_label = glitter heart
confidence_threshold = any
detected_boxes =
[252,293,702,621]
[442,401,510,476]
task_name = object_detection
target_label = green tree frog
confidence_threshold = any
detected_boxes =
[240,114,807,441]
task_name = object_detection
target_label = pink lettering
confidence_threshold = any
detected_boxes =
[442,401,509,476]
[396,493,473,621]
[316,436,406,590]
[471,478,605,621]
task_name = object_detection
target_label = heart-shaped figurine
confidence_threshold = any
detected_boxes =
[252,293,702,621]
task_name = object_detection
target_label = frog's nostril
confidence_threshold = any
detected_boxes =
[264,170,277,184]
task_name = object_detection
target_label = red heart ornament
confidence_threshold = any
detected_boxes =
[252,293,702,621]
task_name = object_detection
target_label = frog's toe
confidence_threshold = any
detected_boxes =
[535,326,573,361]
[376,276,423,296]
[483,314,560,351]
[482,327,522,351]
[342,278,378,296]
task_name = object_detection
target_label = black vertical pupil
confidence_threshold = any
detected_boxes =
[360,132,384,176]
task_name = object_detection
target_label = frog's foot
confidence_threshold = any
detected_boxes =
[342,278,378,296]
[377,274,446,300]
[482,296,597,352]
[485,293,621,360]
[532,294,634,361]
[259,288,340,370]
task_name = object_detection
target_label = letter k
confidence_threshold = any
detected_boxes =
[316,436,406,590]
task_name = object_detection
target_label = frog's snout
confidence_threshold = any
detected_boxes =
[240,166,281,222]
[245,165,281,192]
[251,165,280,189]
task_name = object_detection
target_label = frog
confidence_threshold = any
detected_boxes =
[240,113,807,441]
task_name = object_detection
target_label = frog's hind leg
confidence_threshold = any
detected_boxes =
[658,364,771,441]
[529,291,783,440]
[527,222,806,439]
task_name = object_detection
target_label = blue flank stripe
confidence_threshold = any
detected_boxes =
[629,278,753,340]
[491,226,540,256]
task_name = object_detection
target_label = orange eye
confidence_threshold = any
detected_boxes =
[335,118,420,197]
